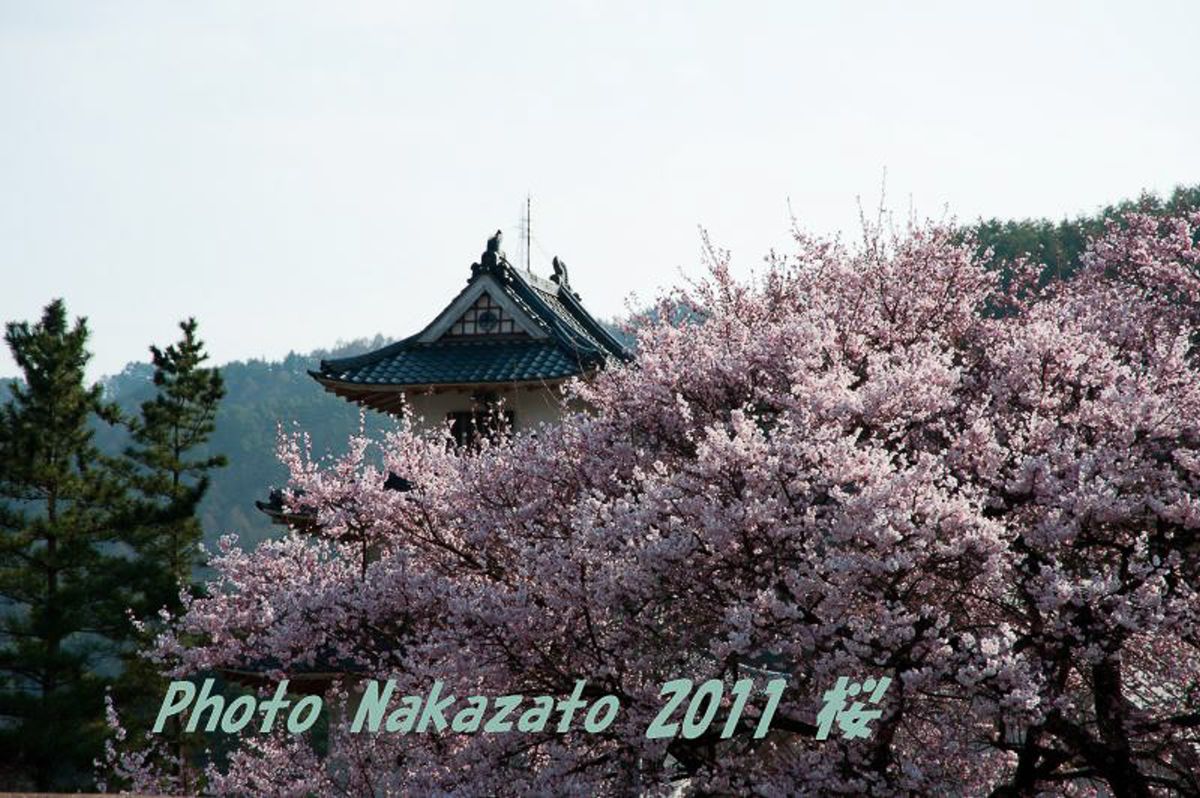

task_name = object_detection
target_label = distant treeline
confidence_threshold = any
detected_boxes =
[971,183,1200,283]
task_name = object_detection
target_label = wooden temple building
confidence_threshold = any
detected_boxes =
[243,230,631,689]
[256,229,630,524]
[308,230,630,442]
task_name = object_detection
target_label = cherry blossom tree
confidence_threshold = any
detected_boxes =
[123,211,1199,796]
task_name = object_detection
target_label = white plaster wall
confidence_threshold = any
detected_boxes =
[402,385,573,436]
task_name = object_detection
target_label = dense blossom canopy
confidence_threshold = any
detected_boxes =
[128,213,1200,796]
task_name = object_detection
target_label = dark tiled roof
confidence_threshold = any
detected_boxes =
[310,238,631,410]
[316,338,591,388]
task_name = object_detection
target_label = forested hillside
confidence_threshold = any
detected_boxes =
[972,183,1200,282]
[92,336,400,550]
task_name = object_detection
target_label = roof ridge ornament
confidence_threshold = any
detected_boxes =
[550,256,569,286]
[471,230,510,282]
[551,256,581,299]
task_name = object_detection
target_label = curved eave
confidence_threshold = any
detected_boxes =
[310,371,584,414]
[254,501,319,532]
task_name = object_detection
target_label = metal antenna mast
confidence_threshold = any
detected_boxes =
[524,194,531,272]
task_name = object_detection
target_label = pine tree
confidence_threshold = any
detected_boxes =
[123,318,226,611]
[0,299,128,790]
[110,318,226,794]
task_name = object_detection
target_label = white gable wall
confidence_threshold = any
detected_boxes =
[401,384,575,437]
[418,275,547,343]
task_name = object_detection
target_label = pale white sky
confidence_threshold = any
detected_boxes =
[2,1,1198,379]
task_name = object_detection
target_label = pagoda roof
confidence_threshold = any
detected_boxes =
[310,231,631,413]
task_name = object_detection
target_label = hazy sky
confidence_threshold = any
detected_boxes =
[2,1,1198,379]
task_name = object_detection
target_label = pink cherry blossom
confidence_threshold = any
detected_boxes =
[116,211,1200,796]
